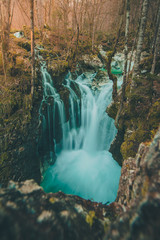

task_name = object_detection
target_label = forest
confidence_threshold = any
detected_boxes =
[0,0,160,239]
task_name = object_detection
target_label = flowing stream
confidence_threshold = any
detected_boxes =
[39,63,121,204]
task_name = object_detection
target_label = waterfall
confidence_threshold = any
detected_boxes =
[39,65,121,204]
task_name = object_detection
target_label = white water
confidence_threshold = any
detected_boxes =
[40,67,121,204]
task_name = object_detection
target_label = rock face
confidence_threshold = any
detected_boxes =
[0,180,123,240]
[0,101,41,186]
[105,128,160,240]
[105,193,160,240]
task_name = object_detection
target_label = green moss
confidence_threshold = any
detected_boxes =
[86,211,96,227]
[55,60,69,74]
[121,128,150,159]
[39,49,50,59]
[106,51,114,58]
[119,75,157,159]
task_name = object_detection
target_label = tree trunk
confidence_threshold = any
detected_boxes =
[72,1,80,62]
[151,6,160,74]
[92,17,96,51]
[30,0,35,97]
[35,0,40,29]
[115,0,130,127]
[122,0,130,102]
[0,0,12,84]
[106,17,123,101]
[151,0,160,54]
[132,0,149,80]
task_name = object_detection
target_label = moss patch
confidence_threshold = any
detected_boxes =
[115,74,160,160]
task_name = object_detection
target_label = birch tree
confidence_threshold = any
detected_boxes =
[151,1,160,54]
[105,0,125,101]
[115,0,130,127]
[151,2,160,74]
[132,0,149,81]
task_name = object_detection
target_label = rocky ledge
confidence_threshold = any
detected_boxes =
[0,180,123,240]
[105,127,160,240]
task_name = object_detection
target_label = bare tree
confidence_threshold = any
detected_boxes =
[30,0,35,96]
[115,0,130,127]
[104,0,125,101]
[151,2,160,74]
[0,0,14,83]
[132,0,149,81]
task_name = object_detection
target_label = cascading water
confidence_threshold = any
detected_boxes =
[39,64,121,204]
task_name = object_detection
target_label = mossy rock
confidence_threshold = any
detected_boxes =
[121,129,150,159]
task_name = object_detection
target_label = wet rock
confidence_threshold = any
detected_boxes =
[0,180,122,240]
